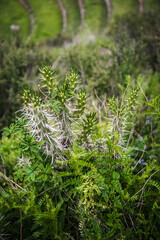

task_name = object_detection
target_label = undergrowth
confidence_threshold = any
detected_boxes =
[0,67,160,239]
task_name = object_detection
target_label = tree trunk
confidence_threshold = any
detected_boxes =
[78,0,85,25]
[57,0,67,32]
[18,0,34,35]
[139,0,144,13]
[104,0,111,21]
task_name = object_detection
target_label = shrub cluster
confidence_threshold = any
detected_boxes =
[0,36,53,132]
[0,67,160,239]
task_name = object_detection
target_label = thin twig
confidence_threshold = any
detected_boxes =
[138,82,148,101]
[123,214,129,229]
[20,208,22,240]
[124,170,159,206]
[137,166,146,175]
[129,213,136,231]
[0,172,26,191]
[150,121,154,153]
[38,85,51,100]
[36,186,56,197]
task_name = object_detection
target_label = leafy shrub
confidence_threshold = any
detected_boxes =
[110,10,160,72]
[144,95,160,160]
[0,36,53,132]
[0,67,160,239]
[0,131,21,175]
[130,71,160,164]
[55,33,148,98]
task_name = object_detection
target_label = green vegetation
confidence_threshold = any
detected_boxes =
[27,0,62,41]
[63,0,81,34]
[0,37,47,130]
[0,1,160,239]
[84,0,107,31]
[1,0,159,42]
[0,68,160,239]
[0,0,30,40]
[111,0,138,18]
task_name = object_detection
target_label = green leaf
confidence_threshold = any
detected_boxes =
[113,172,120,180]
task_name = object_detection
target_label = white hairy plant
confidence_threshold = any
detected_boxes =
[20,67,93,161]
[107,88,139,149]
[17,155,31,167]
[91,81,141,155]
[22,103,64,156]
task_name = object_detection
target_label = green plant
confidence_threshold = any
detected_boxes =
[0,67,160,239]
[0,37,54,132]
[0,133,21,175]
[55,33,148,98]
[110,10,160,72]
[144,95,160,159]
[0,0,30,40]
